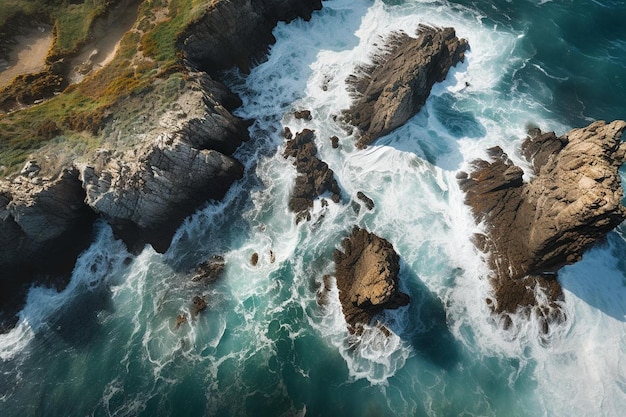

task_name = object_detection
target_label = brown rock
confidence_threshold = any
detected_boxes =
[192,295,207,317]
[356,191,375,211]
[192,255,226,283]
[330,135,339,149]
[344,25,468,148]
[283,129,342,223]
[294,109,312,120]
[250,252,259,266]
[175,313,188,329]
[332,227,409,332]
[460,120,626,317]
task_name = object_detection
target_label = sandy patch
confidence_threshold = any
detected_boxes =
[68,1,141,83]
[0,26,53,88]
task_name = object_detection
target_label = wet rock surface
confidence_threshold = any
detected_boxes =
[344,25,468,148]
[182,0,322,73]
[283,128,341,223]
[459,120,626,318]
[192,255,226,283]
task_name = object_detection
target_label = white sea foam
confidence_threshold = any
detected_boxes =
[0,222,129,361]
[2,1,625,416]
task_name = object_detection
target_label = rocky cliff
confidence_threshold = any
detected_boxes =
[344,25,468,148]
[326,227,410,333]
[79,73,246,253]
[0,166,97,329]
[0,0,325,328]
[458,120,626,318]
[181,0,322,73]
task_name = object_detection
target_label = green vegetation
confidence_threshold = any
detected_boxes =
[0,0,211,173]
[139,0,206,66]
[0,1,110,57]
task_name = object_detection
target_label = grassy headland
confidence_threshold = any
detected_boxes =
[0,0,209,173]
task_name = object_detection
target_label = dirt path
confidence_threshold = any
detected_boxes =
[0,26,53,88]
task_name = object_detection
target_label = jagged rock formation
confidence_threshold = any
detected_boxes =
[458,120,626,318]
[0,167,97,329]
[79,74,245,253]
[283,128,341,223]
[331,227,410,332]
[181,0,322,72]
[344,25,468,148]
[0,0,326,329]
[356,191,375,211]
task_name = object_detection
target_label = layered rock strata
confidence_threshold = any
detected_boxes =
[283,128,341,223]
[330,227,410,332]
[344,25,468,148]
[458,120,626,316]
[79,74,245,253]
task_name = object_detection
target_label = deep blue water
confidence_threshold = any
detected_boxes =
[1,1,625,416]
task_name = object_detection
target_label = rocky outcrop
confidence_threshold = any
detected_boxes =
[458,120,626,317]
[181,0,322,73]
[344,25,468,148]
[283,128,341,223]
[331,227,410,332]
[192,255,226,283]
[0,166,97,329]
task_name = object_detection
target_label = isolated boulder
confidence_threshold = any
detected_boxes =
[332,227,409,332]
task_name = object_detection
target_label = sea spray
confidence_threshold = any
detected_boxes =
[0,1,624,416]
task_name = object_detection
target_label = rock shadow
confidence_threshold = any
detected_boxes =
[382,261,459,370]
[559,231,626,322]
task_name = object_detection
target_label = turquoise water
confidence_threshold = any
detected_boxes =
[1,1,625,416]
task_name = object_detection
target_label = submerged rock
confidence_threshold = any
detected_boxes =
[331,227,410,333]
[344,25,468,148]
[283,129,342,223]
[192,255,226,283]
[459,120,626,318]
[192,295,208,317]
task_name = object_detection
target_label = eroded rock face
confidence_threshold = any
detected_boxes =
[79,74,246,253]
[182,0,322,72]
[344,25,468,148]
[332,227,410,332]
[459,120,626,317]
[80,137,243,254]
[0,167,97,328]
[283,128,341,223]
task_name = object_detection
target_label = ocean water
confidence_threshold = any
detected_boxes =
[1,0,625,416]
